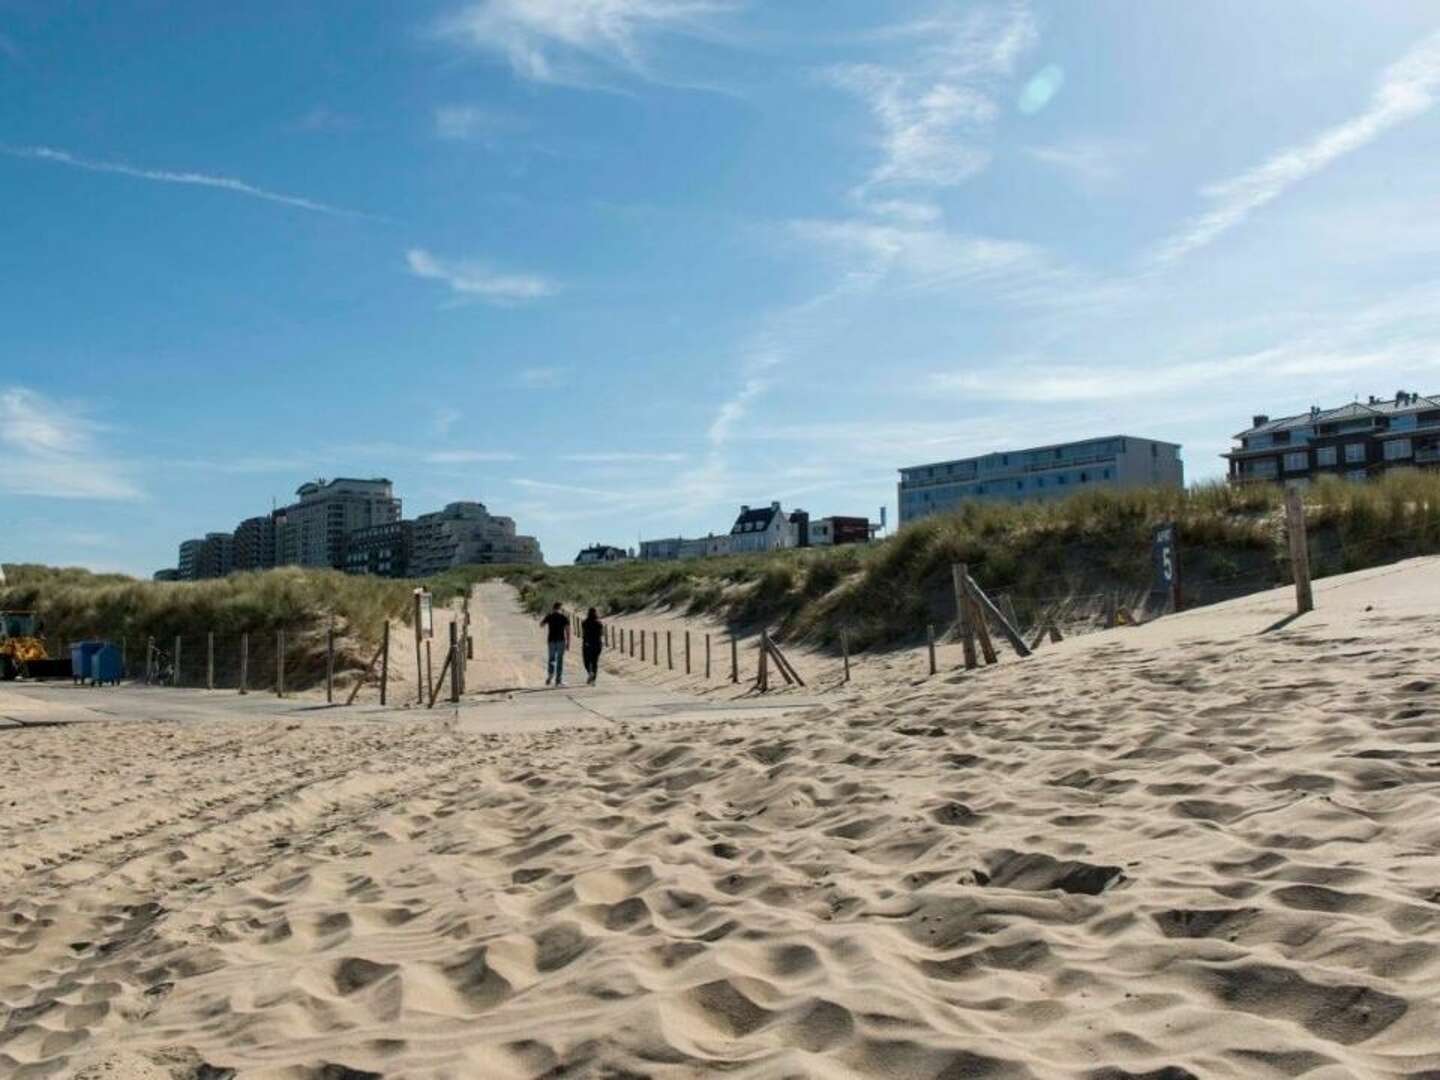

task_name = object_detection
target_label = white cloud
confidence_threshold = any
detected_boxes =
[293,105,357,133]
[0,144,374,219]
[1153,29,1440,265]
[560,451,687,463]
[0,387,140,499]
[436,0,734,86]
[425,450,520,464]
[1026,137,1138,190]
[513,366,568,388]
[406,248,557,304]
[828,3,1037,196]
[434,104,524,141]
[433,406,462,437]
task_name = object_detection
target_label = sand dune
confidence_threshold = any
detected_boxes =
[5,561,1440,1077]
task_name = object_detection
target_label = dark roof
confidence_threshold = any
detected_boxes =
[731,505,780,533]
[1234,394,1440,439]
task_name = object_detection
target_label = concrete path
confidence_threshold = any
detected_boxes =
[0,582,825,734]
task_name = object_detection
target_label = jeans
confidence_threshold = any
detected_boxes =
[547,640,566,682]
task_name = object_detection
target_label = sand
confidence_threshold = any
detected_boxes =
[5,560,1440,1078]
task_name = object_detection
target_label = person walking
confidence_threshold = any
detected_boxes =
[540,602,570,686]
[580,608,604,685]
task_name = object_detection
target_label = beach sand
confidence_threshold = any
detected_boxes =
[5,560,1440,1078]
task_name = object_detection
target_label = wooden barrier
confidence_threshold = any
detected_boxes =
[173,635,182,687]
[239,633,249,694]
[730,636,739,683]
[667,630,673,670]
[953,564,977,670]
[705,633,711,679]
[326,624,334,704]
[841,630,850,682]
[1285,486,1314,614]
[685,631,691,675]
[926,624,937,675]
[206,632,215,691]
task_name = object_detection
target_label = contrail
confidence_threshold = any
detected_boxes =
[1,144,383,220]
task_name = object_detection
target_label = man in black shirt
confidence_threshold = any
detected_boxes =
[580,608,604,685]
[539,602,570,686]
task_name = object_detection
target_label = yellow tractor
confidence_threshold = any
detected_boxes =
[1,610,70,680]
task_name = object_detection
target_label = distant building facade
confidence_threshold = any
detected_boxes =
[177,539,204,581]
[640,538,684,562]
[232,514,278,572]
[575,544,630,565]
[1225,392,1440,484]
[276,478,401,569]
[410,501,543,576]
[729,502,798,554]
[197,532,234,579]
[345,520,414,578]
[898,435,1184,526]
[809,516,873,546]
[153,569,180,582]
[640,503,874,561]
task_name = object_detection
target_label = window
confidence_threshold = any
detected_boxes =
[1384,438,1412,461]
[1347,469,1367,482]
[1103,468,1112,479]
[1315,446,1337,467]
[1283,452,1308,472]
[1080,471,1088,482]
[1345,442,1366,463]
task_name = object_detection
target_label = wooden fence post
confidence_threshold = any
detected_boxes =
[206,632,214,691]
[326,622,335,704]
[953,564,977,670]
[640,630,646,662]
[927,624,937,675]
[757,630,770,692]
[1105,594,1117,629]
[685,631,691,675]
[964,573,1031,658]
[276,629,285,698]
[705,634,711,679]
[380,622,390,706]
[1285,486,1314,614]
[667,630,673,670]
[731,636,739,683]
[449,621,461,704]
[173,635,182,687]
[841,630,851,683]
[998,594,1021,640]
[239,633,248,694]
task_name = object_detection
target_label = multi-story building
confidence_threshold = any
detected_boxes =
[232,514,278,572]
[276,478,401,569]
[898,435,1184,526]
[1225,391,1440,484]
[410,501,543,576]
[575,544,630,565]
[809,516,873,546]
[177,538,204,581]
[640,537,684,562]
[345,520,414,578]
[196,532,234,579]
[153,569,180,582]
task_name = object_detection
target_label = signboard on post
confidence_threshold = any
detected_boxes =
[1151,523,1181,613]
[415,589,434,640]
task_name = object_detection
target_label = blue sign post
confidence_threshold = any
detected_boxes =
[1152,523,1181,613]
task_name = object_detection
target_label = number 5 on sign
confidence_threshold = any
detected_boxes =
[1151,524,1181,612]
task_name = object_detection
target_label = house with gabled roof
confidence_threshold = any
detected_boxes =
[1225,391,1440,484]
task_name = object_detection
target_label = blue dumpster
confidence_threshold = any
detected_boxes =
[70,641,105,685]
[91,644,122,686]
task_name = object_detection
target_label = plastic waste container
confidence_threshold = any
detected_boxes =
[91,643,123,686]
[70,641,104,685]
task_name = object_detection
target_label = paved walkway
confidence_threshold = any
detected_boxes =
[0,583,825,734]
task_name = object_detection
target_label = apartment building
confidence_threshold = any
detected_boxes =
[177,538,204,581]
[1225,391,1440,484]
[275,478,401,569]
[197,532,234,579]
[898,435,1184,526]
[409,501,543,576]
[232,514,278,572]
[345,520,414,578]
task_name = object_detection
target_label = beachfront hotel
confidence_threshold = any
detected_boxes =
[897,436,1184,526]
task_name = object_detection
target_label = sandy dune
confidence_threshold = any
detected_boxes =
[5,561,1440,1078]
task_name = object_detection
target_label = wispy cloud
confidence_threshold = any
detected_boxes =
[434,103,526,141]
[560,451,687,463]
[828,3,1037,197]
[0,387,141,499]
[1153,29,1440,265]
[0,144,376,219]
[292,105,358,133]
[406,248,557,305]
[436,0,735,87]
[424,449,520,464]
[1026,136,1138,190]
[513,366,568,388]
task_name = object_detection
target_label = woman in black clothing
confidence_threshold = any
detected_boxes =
[580,608,604,685]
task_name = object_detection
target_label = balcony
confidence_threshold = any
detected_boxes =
[1415,446,1440,464]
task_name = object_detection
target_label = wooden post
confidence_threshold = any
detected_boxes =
[380,622,390,706]
[731,636,739,683]
[173,635,182,686]
[427,649,453,708]
[145,636,153,684]
[841,630,851,682]
[685,631,691,674]
[757,631,770,692]
[667,630,673,670]
[705,634,711,679]
[345,636,386,706]
[326,622,335,704]
[413,590,424,704]
[998,594,1021,640]
[424,640,433,704]
[1105,594,1117,629]
[964,573,1031,658]
[927,624,937,675]
[121,636,128,680]
[640,630,646,662]
[276,629,285,697]
[954,564,977,671]
[206,632,214,691]
[1285,486,1314,614]
[969,591,999,666]
[652,630,658,666]
[239,632,248,694]
[449,621,460,704]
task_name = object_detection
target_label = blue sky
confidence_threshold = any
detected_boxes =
[5,1,1440,574]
